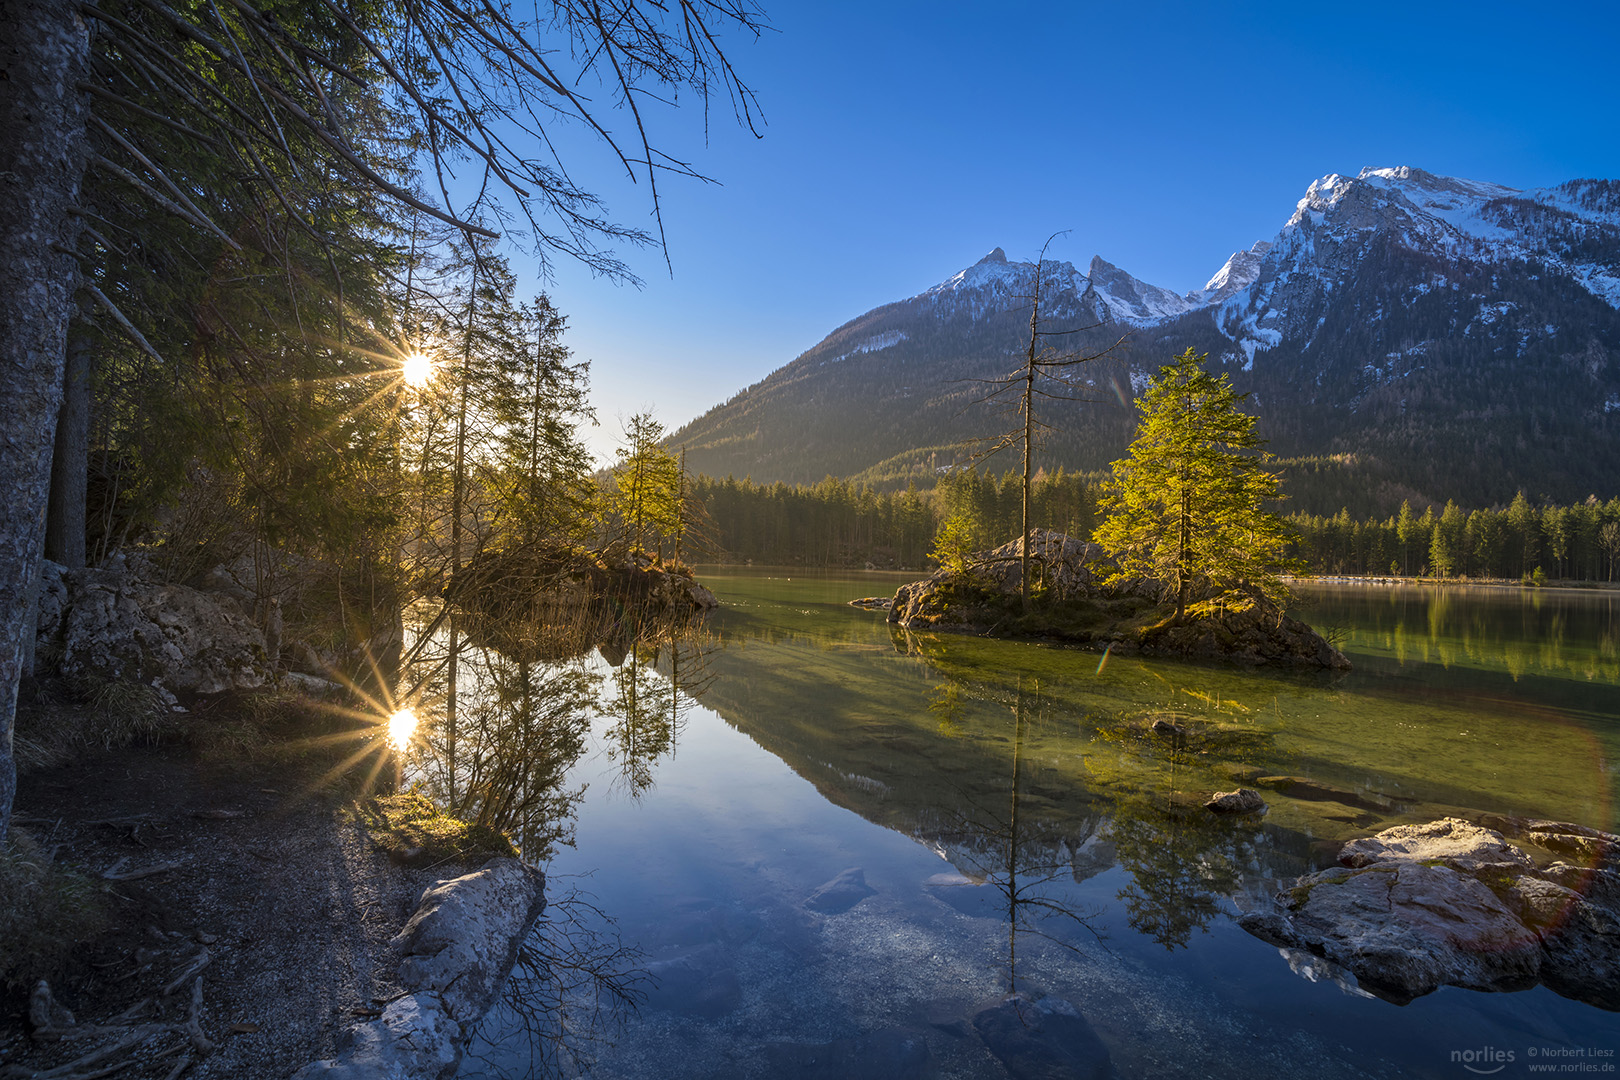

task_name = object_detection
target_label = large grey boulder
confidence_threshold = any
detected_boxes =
[1240,817,1620,1008]
[1241,861,1542,1003]
[40,563,272,694]
[293,858,546,1080]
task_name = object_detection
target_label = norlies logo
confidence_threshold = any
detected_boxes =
[1453,1046,1517,1075]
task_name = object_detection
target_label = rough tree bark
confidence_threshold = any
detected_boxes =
[45,324,91,569]
[0,0,91,841]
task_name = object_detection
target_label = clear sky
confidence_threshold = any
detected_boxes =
[503,1,1620,462]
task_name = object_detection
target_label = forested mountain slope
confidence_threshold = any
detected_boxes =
[671,168,1620,512]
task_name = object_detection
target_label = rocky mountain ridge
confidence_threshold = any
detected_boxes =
[670,165,1620,510]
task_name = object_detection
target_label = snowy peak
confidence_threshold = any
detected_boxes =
[1200,241,1271,305]
[1087,255,1196,324]
[919,248,1199,327]
[1212,163,1620,372]
[919,249,1104,323]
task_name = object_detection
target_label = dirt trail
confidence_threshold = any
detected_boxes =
[1,731,477,1079]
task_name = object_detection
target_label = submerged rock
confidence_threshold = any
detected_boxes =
[764,1027,933,1080]
[1254,775,1393,813]
[805,867,878,914]
[1240,817,1620,1009]
[644,942,743,1017]
[971,993,1115,1080]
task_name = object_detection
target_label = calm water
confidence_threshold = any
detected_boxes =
[440,573,1620,1079]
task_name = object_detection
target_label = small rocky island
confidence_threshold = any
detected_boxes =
[875,529,1349,670]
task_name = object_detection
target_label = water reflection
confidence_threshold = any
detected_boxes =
[1300,582,1620,682]
[600,634,716,798]
[922,676,1107,993]
[450,571,1620,1079]
[399,601,716,857]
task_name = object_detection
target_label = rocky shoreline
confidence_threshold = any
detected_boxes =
[294,859,547,1079]
[1240,816,1620,1010]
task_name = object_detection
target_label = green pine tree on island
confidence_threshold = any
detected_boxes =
[1095,348,1302,622]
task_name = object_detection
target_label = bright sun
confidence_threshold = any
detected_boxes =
[401,352,434,387]
[387,708,418,752]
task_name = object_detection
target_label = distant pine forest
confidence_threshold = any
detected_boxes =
[687,471,1620,584]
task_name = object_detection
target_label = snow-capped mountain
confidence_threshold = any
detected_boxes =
[1198,241,1271,306]
[1212,166,1620,371]
[671,166,1620,510]
[918,246,1110,324]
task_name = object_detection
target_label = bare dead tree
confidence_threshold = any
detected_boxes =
[971,234,1128,613]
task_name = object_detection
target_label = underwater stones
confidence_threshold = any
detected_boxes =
[923,873,1002,919]
[1253,775,1392,814]
[971,993,1115,1080]
[763,1027,934,1080]
[1241,817,1620,1009]
[643,943,742,1017]
[1206,788,1266,814]
[805,867,877,914]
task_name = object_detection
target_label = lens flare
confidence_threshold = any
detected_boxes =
[387,708,418,752]
[402,352,434,387]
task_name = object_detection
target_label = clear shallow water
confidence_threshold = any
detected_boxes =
[449,572,1620,1079]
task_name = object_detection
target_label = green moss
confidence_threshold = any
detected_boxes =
[0,834,110,989]
[358,792,517,863]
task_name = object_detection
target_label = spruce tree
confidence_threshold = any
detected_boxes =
[1095,348,1300,620]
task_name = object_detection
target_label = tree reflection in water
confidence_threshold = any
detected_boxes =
[400,601,718,1078]
[466,884,651,1080]
[599,631,716,798]
[926,674,1109,995]
[898,627,1268,957]
[1107,798,1252,950]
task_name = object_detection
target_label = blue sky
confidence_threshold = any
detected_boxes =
[505,1,1620,462]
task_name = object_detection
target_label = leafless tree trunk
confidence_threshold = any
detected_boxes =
[0,0,92,841]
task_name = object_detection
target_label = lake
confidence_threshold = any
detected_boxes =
[436,571,1620,1079]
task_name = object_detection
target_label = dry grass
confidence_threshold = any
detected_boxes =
[13,677,173,774]
[0,831,110,990]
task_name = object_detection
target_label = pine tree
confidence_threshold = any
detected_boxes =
[1095,349,1300,620]
[612,414,683,558]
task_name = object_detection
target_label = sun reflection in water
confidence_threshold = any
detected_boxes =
[388,708,419,751]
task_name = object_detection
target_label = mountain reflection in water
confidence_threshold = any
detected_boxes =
[436,571,1617,1079]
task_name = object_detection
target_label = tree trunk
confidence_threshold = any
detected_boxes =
[0,0,91,842]
[45,324,91,568]
[1019,270,1039,615]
